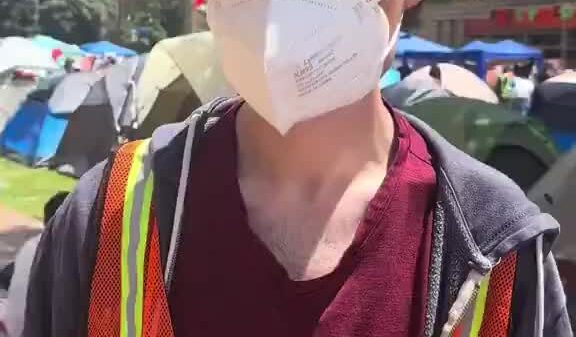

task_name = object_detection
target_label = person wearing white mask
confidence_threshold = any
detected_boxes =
[24,1,571,337]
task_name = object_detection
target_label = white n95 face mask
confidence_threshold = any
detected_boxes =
[208,0,401,134]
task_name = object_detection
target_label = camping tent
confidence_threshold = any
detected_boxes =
[135,75,200,139]
[49,57,146,129]
[48,68,138,177]
[455,40,543,78]
[529,146,576,261]
[80,41,137,57]
[530,72,576,152]
[383,63,499,107]
[0,86,67,165]
[398,32,454,61]
[30,35,86,65]
[0,79,39,133]
[105,56,147,129]
[0,37,59,74]
[406,97,557,190]
[135,32,232,138]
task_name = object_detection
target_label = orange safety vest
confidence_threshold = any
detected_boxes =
[88,140,174,337]
[86,139,519,337]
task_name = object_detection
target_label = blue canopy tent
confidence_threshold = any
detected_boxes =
[398,32,455,62]
[0,89,68,166]
[80,41,137,57]
[455,40,543,78]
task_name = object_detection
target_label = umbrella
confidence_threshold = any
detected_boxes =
[0,37,59,74]
[546,71,576,84]
[402,63,499,104]
[80,41,137,57]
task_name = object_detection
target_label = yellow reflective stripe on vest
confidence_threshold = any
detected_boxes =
[468,274,490,337]
[121,139,154,337]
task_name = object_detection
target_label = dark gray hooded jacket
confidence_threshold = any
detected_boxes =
[23,97,572,337]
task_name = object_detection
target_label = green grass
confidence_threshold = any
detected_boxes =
[0,158,77,219]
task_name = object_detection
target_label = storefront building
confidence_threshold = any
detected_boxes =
[420,0,576,66]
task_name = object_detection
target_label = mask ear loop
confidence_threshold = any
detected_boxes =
[383,14,403,58]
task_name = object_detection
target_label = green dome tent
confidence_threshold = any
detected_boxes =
[405,97,558,190]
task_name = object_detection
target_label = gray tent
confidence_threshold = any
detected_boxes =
[48,72,118,177]
[46,59,146,177]
[0,79,37,132]
[0,74,64,133]
[529,147,576,262]
[106,56,147,129]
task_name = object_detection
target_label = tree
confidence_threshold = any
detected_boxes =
[0,0,181,50]
[38,0,118,44]
[117,0,177,52]
[0,0,38,37]
[0,0,119,42]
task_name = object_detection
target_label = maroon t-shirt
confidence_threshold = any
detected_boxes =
[169,106,437,337]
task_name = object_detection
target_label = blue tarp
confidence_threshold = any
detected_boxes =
[379,68,401,89]
[0,99,69,165]
[398,32,454,61]
[80,41,137,57]
[456,40,543,78]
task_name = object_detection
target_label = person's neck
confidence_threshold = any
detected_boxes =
[236,89,396,187]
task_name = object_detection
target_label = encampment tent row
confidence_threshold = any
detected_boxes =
[0,32,564,195]
[0,33,233,179]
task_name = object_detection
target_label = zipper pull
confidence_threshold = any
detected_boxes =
[440,269,486,337]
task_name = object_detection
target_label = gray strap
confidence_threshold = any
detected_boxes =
[164,114,201,286]
[535,235,545,337]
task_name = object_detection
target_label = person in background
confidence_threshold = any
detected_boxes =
[4,192,69,337]
[512,61,536,116]
[398,58,412,79]
[63,58,74,73]
[496,65,516,107]
[24,1,571,337]
[429,63,442,86]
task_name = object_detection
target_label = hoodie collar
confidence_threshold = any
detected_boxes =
[406,115,559,272]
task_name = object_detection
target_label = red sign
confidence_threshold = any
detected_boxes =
[194,0,206,10]
[466,5,576,35]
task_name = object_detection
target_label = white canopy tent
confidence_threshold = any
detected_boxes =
[0,37,59,74]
